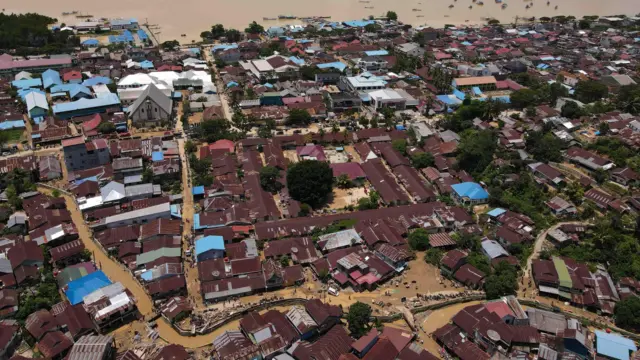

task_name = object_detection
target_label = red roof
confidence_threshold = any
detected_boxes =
[61,136,85,148]
[209,139,235,153]
[82,114,102,132]
[330,162,366,180]
[381,326,413,352]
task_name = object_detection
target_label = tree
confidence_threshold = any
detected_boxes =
[599,121,610,135]
[391,139,407,155]
[211,24,226,38]
[287,161,333,208]
[97,122,116,134]
[565,182,584,204]
[560,100,584,119]
[260,166,283,193]
[483,262,518,299]
[594,168,609,184]
[578,20,591,29]
[258,126,273,138]
[574,80,609,103]
[408,228,430,251]
[510,88,540,109]
[224,29,242,42]
[411,152,434,169]
[525,130,563,162]
[287,109,312,126]
[386,11,398,21]
[279,255,290,267]
[466,252,491,274]
[347,302,372,338]
[161,40,180,50]
[245,21,265,34]
[184,140,197,154]
[549,82,569,106]
[364,23,381,32]
[357,192,380,211]
[614,296,640,331]
[488,19,500,25]
[424,248,444,266]
[335,174,354,189]
[616,85,640,115]
[232,111,251,131]
[358,117,370,128]
[200,31,212,41]
[51,189,60,198]
[456,129,497,176]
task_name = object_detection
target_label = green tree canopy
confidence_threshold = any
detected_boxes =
[245,21,265,34]
[386,11,398,21]
[483,262,518,299]
[347,302,372,338]
[211,24,226,38]
[161,40,180,50]
[424,248,444,266]
[510,88,541,109]
[411,152,434,169]
[287,109,312,126]
[286,160,333,208]
[616,84,640,114]
[224,29,242,42]
[614,294,640,331]
[525,130,564,162]
[560,100,585,119]
[574,80,609,103]
[408,228,430,251]
[456,129,497,176]
[260,166,283,193]
[391,139,407,155]
[97,122,116,134]
[184,140,197,154]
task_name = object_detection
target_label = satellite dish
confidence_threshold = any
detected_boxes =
[291,247,298,253]
[212,271,220,277]
[487,329,501,342]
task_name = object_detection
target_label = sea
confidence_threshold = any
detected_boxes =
[2,0,638,43]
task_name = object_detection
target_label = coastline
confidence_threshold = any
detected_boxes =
[2,0,637,43]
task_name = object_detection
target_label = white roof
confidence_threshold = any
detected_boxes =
[25,91,48,111]
[92,84,112,98]
[96,292,131,318]
[369,89,404,101]
[101,181,125,202]
[78,195,104,211]
[253,60,274,72]
[117,84,172,101]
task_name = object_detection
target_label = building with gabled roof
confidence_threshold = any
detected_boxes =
[128,83,173,127]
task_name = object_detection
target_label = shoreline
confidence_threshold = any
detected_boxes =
[2,0,637,43]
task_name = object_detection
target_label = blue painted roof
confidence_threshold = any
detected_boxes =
[12,78,42,89]
[137,29,149,40]
[192,186,205,195]
[195,235,225,256]
[69,85,91,99]
[65,270,112,305]
[472,87,483,96]
[364,50,389,56]
[171,204,181,218]
[212,43,238,52]
[53,93,120,114]
[151,151,164,161]
[453,89,466,101]
[436,95,462,105]
[288,56,305,65]
[451,182,489,200]
[317,61,347,72]
[395,125,406,130]
[50,84,79,93]
[0,120,25,130]
[188,47,201,55]
[487,208,507,217]
[83,77,112,86]
[42,69,62,89]
[226,81,239,88]
[264,83,274,88]
[461,41,472,46]
[18,88,45,101]
[595,331,637,360]
[123,30,134,42]
[140,60,155,69]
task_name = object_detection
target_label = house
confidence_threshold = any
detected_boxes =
[8,240,44,285]
[441,249,467,276]
[610,167,639,186]
[296,145,326,161]
[25,91,49,119]
[481,239,510,260]
[160,296,192,323]
[37,330,73,360]
[528,162,565,187]
[67,335,114,360]
[594,330,636,360]
[39,156,62,181]
[0,321,20,359]
[565,147,614,171]
[453,264,485,289]
[330,163,366,184]
[286,306,318,340]
[26,309,58,340]
[51,301,96,340]
[52,94,121,120]
[546,196,578,216]
[128,83,173,127]
[452,76,497,90]
[82,282,137,331]
[195,235,225,262]
[304,299,342,334]
[62,137,111,172]
[212,330,261,360]
[451,182,489,205]
[290,324,353,360]
[369,89,407,109]
[395,43,425,57]
[328,92,362,112]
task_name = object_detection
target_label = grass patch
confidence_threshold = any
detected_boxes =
[1,129,24,143]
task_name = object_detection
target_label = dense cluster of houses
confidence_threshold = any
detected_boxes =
[433,295,638,360]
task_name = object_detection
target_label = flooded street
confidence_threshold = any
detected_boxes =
[3,0,638,43]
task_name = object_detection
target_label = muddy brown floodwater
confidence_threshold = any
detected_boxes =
[3,0,638,43]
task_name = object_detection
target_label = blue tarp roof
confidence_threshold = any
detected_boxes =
[65,270,112,305]
[53,93,120,114]
[343,20,375,27]
[453,89,466,101]
[595,330,637,360]
[0,120,25,130]
[171,204,181,218]
[364,50,389,56]
[192,186,204,195]
[461,41,472,46]
[12,78,42,89]
[452,182,489,200]
[151,151,164,161]
[83,77,112,86]
[395,125,406,130]
[226,81,239,88]
[172,91,182,99]
[188,47,201,55]
[264,83,274,88]
[436,95,462,105]
[317,61,346,72]
[472,87,483,96]
[487,208,507,217]
[212,43,238,52]
[74,176,98,185]
[139,60,154,69]
[195,235,225,256]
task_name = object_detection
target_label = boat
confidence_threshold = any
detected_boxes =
[495,0,502,2]
[469,5,473,8]
[263,17,277,20]
[502,3,507,8]
[526,4,529,8]
[359,0,370,2]
[417,15,425,17]
[278,15,297,19]
[181,34,186,37]
[444,14,450,17]
[554,5,558,9]
[449,4,455,8]
[76,14,93,18]
[412,8,422,11]
[364,6,374,9]
[477,1,484,5]
[547,1,550,5]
